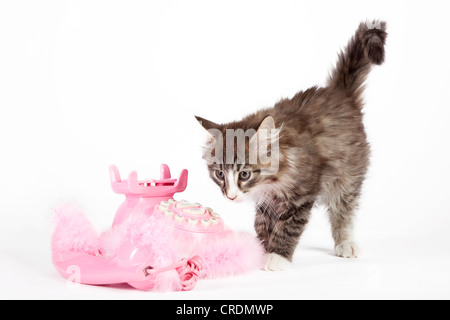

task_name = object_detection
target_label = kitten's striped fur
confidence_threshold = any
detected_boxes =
[196,21,387,269]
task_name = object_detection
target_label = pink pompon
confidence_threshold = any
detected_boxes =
[194,230,264,278]
[51,204,101,256]
[51,202,265,291]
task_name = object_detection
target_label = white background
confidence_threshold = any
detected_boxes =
[1,0,449,299]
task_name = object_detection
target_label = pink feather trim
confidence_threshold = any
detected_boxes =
[51,204,264,290]
[51,204,101,256]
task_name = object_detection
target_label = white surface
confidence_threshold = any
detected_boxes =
[1,0,450,299]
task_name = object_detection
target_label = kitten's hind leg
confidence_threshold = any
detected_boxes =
[324,179,363,258]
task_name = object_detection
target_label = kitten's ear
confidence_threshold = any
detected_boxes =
[195,116,220,131]
[250,115,276,145]
[250,116,281,175]
[257,116,275,132]
[195,115,222,139]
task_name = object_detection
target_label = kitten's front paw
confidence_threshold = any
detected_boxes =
[335,241,359,258]
[262,253,291,271]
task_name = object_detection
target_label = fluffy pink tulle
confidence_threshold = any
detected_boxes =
[51,204,101,256]
[193,230,265,278]
[51,204,263,291]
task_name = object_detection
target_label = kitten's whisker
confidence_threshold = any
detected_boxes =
[252,193,282,222]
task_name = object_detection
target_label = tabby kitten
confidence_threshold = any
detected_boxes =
[196,21,387,271]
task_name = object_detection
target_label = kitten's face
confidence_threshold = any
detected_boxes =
[207,163,263,202]
[196,115,281,202]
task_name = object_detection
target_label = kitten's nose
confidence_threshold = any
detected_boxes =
[226,195,237,201]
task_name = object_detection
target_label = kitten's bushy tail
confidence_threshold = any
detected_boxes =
[327,20,387,98]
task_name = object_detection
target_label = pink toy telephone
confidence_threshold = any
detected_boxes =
[51,165,263,291]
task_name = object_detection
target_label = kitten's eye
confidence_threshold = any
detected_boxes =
[239,171,251,181]
[215,170,225,180]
